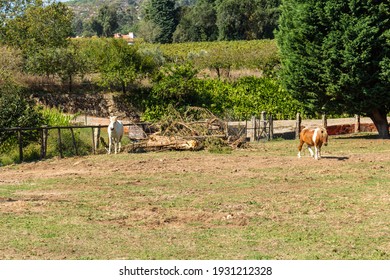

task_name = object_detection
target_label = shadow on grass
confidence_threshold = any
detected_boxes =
[322,156,349,161]
[332,133,380,140]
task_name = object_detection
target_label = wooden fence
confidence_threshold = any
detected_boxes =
[0,123,150,162]
[229,113,363,141]
[0,113,367,163]
[227,111,274,141]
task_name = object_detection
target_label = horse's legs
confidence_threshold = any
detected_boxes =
[313,146,319,160]
[108,138,112,154]
[298,140,304,158]
[308,146,314,157]
[317,143,323,159]
[118,136,122,153]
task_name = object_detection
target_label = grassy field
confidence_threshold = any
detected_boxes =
[0,134,389,260]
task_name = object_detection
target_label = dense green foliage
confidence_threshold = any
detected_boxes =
[67,0,281,42]
[144,0,178,43]
[143,63,302,121]
[0,44,44,145]
[0,89,44,145]
[277,0,390,138]
[142,39,280,76]
[1,2,73,53]
[0,0,43,26]
[173,0,218,42]
[0,1,75,87]
[216,0,280,41]
[91,39,158,93]
[90,4,119,37]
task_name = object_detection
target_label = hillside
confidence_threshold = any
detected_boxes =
[65,0,197,36]
[66,0,141,22]
[65,0,196,23]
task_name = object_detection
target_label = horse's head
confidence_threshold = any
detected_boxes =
[320,128,328,146]
[108,116,118,131]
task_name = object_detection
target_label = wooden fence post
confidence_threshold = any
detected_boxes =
[17,129,23,162]
[70,128,78,155]
[40,128,44,159]
[44,127,48,158]
[94,126,101,151]
[250,116,256,142]
[269,114,273,140]
[355,114,360,133]
[295,113,301,139]
[322,113,327,128]
[57,128,63,158]
[91,127,96,154]
[261,111,267,140]
[40,126,48,159]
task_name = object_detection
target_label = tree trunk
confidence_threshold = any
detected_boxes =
[121,81,126,94]
[368,108,389,139]
[68,75,73,93]
[215,67,221,79]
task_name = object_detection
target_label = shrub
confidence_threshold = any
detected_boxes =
[41,107,75,126]
[143,66,303,121]
[0,88,44,144]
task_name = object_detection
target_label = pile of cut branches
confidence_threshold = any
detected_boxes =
[156,107,227,138]
[125,107,247,152]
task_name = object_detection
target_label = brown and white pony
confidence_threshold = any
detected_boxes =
[298,126,328,160]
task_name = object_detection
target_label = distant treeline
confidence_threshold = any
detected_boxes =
[69,0,281,43]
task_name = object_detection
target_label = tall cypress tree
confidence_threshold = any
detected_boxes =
[148,0,178,44]
[277,0,390,138]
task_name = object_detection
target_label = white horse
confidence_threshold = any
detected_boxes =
[107,116,124,154]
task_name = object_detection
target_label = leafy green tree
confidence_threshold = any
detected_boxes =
[2,2,73,53]
[80,20,97,37]
[0,0,43,27]
[173,0,218,42]
[2,2,79,88]
[0,45,24,86]
[143,63,300,121]
[144,0,178,43]
[0,89,44,145]
[216,0,256,40]
[96,39,157,94]
[172,6,196,43]
[144,63,217,120]
[277,0,390,138]
[150,63,201,106]
[216,0,280,40]
[251,0,281,39]
[116,4,138,34]
[72,18,84,37]
[91,5,119,37]
[227,77,301,120]
[55,43,90,93]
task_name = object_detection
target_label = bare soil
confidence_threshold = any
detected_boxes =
[0,141,386,215]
